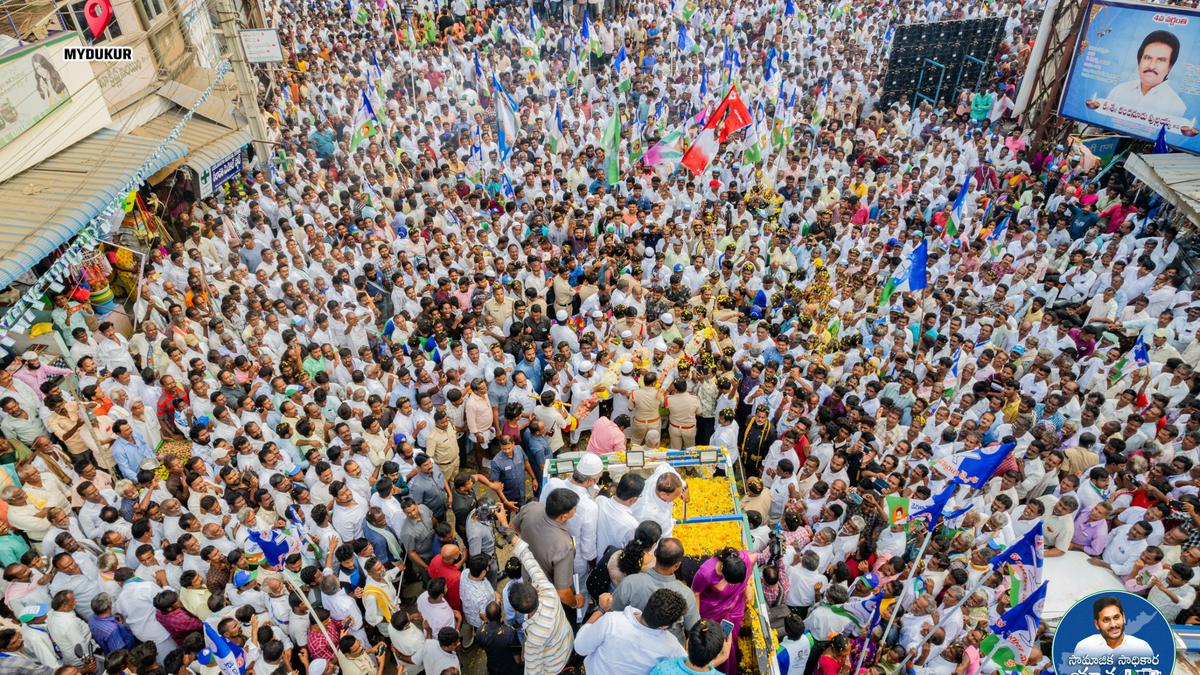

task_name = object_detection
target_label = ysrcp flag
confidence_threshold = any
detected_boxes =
[980,581,1046,673]
[989,520,1043,605]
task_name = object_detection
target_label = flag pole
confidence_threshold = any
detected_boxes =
[896,570,998,670]
[851,518,935,675]
[853,482,970,674]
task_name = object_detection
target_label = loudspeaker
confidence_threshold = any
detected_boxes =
[879,17,1006,109]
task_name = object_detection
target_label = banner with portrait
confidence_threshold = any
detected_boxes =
[1060,0,1200,153]
[0,37,73,150]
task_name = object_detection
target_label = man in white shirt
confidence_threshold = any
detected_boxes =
[1071,596,1154,657]
[573,588,688,675]
[420,627,463,675]
[785,550,828,611]
[1091,520,1152,578]
[632,463,685,538]
[540,453,602,577]
[595,473,644,556]
[1102,30,1188,119]
[1147,563,1197,622]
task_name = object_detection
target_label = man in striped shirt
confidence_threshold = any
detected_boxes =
[509,537,574,674]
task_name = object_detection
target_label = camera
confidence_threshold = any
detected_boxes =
[475,497,504,525]
[474,497,514,547]
[765,530,785,568]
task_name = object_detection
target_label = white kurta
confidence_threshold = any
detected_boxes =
[113,578,178,654]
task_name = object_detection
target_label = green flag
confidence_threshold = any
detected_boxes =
[979,634,1022,673]
[602,107,621,185]
[884,495,910,526]
[876,277,897,308]
[1108,356,1129,384]
[566,50,580,85]
[742,138,762,164]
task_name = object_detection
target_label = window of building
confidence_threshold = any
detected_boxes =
[138,0,166,24]
[58,0,124,43]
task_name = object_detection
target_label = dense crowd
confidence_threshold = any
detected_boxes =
[2,0,1199,673]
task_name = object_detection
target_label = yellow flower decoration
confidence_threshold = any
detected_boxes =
[673,476,735,520]
[672,521,743,557]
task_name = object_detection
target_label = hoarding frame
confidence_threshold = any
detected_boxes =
[1058,0,1200,154]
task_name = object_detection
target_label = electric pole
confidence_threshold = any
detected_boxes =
[215,0,272,171]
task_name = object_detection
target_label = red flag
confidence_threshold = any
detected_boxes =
[681,127,719,174]
[705,84,753,143]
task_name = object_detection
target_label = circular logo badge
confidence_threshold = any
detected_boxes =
[1051,590,1174,675]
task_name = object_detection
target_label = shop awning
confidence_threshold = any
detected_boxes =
[1124,153,1200,227]
[132,108,251,181]
[0,128,187,291]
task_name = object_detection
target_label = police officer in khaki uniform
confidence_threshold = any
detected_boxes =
[630,372,662,445]
[552,266,574,316]
[664,379,701,449]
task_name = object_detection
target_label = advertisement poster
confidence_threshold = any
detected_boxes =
[0,39,73,149]
[1050,591,1173,675]
[1060,0,1200,152]
[196,149,244,199]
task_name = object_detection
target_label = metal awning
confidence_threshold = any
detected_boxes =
[0,128,187,291]
[1124,153,1200,227]
[131,108,251,179]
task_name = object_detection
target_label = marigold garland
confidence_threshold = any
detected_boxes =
[673,476,736,520]
[672,520,743,557]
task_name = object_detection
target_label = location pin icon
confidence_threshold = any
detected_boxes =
[83,0,113,39]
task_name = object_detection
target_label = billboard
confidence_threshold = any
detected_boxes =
[1061,0,1200,152]
[0,36,74,150]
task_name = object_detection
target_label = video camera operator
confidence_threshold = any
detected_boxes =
[467,496,512,581]
[451,471,516,544]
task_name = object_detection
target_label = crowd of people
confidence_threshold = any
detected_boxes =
[2,0,1199,672]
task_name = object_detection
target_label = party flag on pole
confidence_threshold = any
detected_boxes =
[979,582,1047,673]
[947,172,971,238]
[349,91,380,152]
[602,104,622,185]
[990,521,1043,606]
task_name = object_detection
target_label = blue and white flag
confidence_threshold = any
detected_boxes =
[909,483,958,526]
[204,623,247,675]
[245,528,292,569]
[986,213,1011,259]
[677,22,694,53]
[951,442,1015,490]
[492,75,520,160]
[831,591,884,630]
[1133,335,1150,367]
[909,239,928,290]
[371,51,383,80]
[528,3,544,41]
[501,175,515,201]
[1154,124,1169,154]
[981,581,1047,673]
[990,520,1043,605]
[764,47,777,82]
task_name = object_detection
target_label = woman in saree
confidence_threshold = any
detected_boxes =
[691,547,755,675]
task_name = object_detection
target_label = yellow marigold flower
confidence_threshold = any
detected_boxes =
[673,476,735,520]
[671,521,743,557]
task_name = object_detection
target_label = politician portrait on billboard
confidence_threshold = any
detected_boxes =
[1060,0,1200,152]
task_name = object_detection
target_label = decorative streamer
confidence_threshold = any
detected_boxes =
[0,60,233,337]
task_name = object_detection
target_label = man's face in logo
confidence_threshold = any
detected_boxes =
[1139,42,1174,91]
[1096,604,1126,643]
